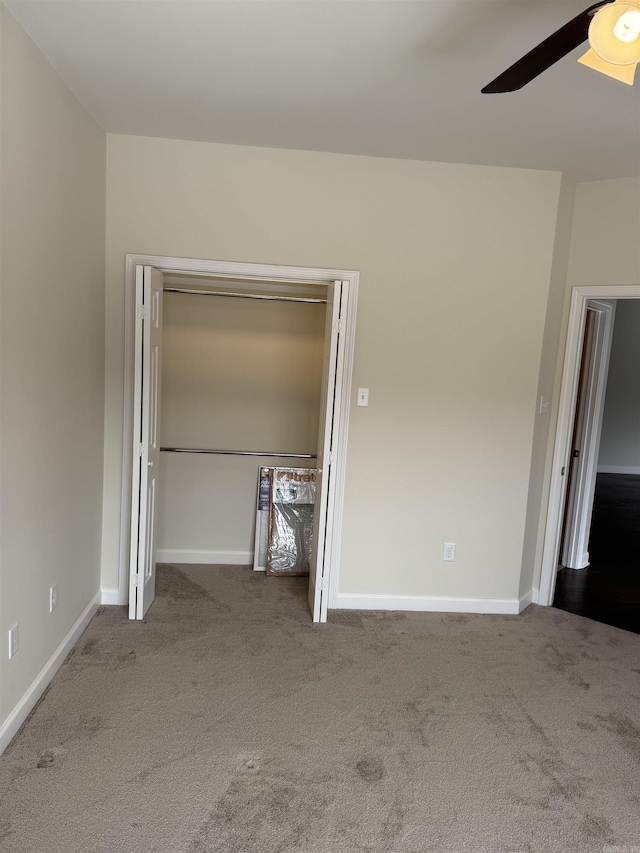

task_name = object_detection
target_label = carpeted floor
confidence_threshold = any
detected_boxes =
[1,565,639,853]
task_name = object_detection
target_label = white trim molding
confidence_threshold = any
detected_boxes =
[597,465,640,475]
[156,549,252,566]
[539,285,640,607]
[518,590,534,612]
[100,588,120,605]
[0,592,100,756]
[560,299,616,571]
[334,593,525,615]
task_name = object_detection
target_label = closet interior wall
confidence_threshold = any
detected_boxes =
[157,276,327,565]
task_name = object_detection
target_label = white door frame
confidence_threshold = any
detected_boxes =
[560,300,616,570]
[118,254,359,613]
[539,285,640,606]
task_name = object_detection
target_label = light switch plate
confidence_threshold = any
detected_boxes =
[8,624,19,659]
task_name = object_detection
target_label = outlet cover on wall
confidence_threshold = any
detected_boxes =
[49,583,58,612]
[443,542,456,561]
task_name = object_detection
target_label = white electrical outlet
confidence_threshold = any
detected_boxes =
[49,583,58,613]
[8,624,19,659]
[357,387,369,407]
[443,542,456,562]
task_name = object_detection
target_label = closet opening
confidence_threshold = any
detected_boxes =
[121,256,359,624]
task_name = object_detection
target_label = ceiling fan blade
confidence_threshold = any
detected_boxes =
[482,1,612,93]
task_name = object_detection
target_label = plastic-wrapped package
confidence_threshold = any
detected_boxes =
[267,468,316,576]
[252,467,273,572]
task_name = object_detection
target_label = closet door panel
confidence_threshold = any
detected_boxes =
[308,281,344,623]
[129,265,163,619]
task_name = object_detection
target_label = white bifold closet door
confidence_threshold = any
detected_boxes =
[129,269,346,624]
[129,265,164,619]
[308,280,345,623]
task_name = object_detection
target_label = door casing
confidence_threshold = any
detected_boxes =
[539,285,640,606]
[119,254,359,619]
[560,300,616,570]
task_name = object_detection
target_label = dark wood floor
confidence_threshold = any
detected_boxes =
[553,473,640,634]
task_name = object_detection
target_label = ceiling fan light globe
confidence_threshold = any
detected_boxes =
[589,2,640,64]
[613,9,640,40]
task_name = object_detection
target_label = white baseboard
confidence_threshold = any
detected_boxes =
[0,591,101,756]
[334,593,522,615]
[597,465,640,475]
[532,588,542,605]
[156,549,252,566]
[518,590,533,612]
[100,588,121,605]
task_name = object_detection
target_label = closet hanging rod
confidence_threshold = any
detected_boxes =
[164,287,326,304]
[161,447,317,459]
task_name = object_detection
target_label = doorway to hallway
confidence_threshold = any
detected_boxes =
[539,286,640,611]
[554,472,640,633]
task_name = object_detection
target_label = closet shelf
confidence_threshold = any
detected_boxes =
[164,286,326,304]
[160,447,317,459]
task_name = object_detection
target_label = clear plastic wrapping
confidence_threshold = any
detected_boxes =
[267,468,316,576]
[253,467,273,572]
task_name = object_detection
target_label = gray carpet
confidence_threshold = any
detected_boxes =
[1,565,639,853]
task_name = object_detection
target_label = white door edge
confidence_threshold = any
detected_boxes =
[538,285,640,606]
[309,281,343,623]
[118,254,359,611]
[128,266,145,619]
[326,284,357,611]
[561,300,615,569]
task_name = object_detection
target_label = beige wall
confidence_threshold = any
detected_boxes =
[158,291,324,558]
[568,178,640,288]
[527,177,640,593]
[105,134,562,603]
[519,176,576,598]
[0,8,105,728]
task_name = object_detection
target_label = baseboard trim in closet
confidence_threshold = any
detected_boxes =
[334,593,523,615]
[156,549,253,566]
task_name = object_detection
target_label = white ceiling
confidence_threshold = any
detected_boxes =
[6,0,640,180]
